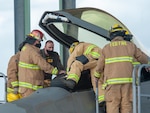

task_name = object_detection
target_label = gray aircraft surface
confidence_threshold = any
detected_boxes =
[0,7,150,113]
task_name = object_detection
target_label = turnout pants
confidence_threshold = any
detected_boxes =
[105,84,132,113]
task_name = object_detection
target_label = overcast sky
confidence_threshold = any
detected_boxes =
[1,0,150,76]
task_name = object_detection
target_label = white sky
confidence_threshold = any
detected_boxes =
[0,0,150,76]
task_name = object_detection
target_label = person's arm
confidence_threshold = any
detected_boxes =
[94,50,105,79]
[7,52,20,94]
[134,46,148,64]
[55,52,65,70]
[31,49,58,75]
[7,53,19,88]
[67,44,83,70]
[54,52,66,74]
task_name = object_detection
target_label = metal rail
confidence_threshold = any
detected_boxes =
[132,64,150,113]
[0,72,7,104]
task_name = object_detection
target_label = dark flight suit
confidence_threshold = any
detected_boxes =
[40,49,65,87]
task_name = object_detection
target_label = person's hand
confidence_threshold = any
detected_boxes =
[59,70,66,74]
[58,70,67,79]
[13,87,18,94]
[94,77,99,84]
[145,67,150,72]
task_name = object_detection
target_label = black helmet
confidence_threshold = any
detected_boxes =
[109,24,126,41]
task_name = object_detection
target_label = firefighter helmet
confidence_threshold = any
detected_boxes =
[27,29,46,41]
[7,93,21,102]
[109,24,126,40]
[69,42,79,54]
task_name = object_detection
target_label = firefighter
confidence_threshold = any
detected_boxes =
[6,42,25,102]
[62,41,102,92]
[97,32,144,113]
[40,40,66,87]
[7,51,21,102]
[94,24,148,113]
[18,29,58,98]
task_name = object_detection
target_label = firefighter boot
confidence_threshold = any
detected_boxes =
[62,79,76,90]
[99,101,106,113]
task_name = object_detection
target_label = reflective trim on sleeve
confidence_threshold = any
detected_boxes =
[84,45,96,55]
[132,61,141,67]
[19,61,40,70]
[94,71,101,78]
[105,56,133,64]
[7,87,14,93]
[52,67,58,75]
[11,81,19,87]
[90,51,100,59]
[98,95,105,103]
[84,45,100,59]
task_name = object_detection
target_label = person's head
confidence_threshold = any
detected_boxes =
[109,24,126,41]
[44,40,54,55]
[69,41,79,54]
[26,29,45,48]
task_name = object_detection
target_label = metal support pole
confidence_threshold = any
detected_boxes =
[59,0,76,68]
[14,0,30,53]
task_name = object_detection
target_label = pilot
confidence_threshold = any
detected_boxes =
[94,24,148,113]
[40,40,66,87]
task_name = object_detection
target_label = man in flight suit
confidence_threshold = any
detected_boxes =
[40,40,66,87]
[94,24,148,113]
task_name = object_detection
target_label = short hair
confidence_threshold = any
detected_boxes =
[45,40,54,45]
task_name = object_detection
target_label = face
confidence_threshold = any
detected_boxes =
[34,40,41,48]
[45,42,54,51]
[35,40,40,44]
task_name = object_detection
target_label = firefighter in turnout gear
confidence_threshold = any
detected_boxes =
[40,40,65,87]
[63,41,102,92]
[7,52,20,94]
[94,24,148,113]
[7,52,21,102]
[18,30,58,98]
